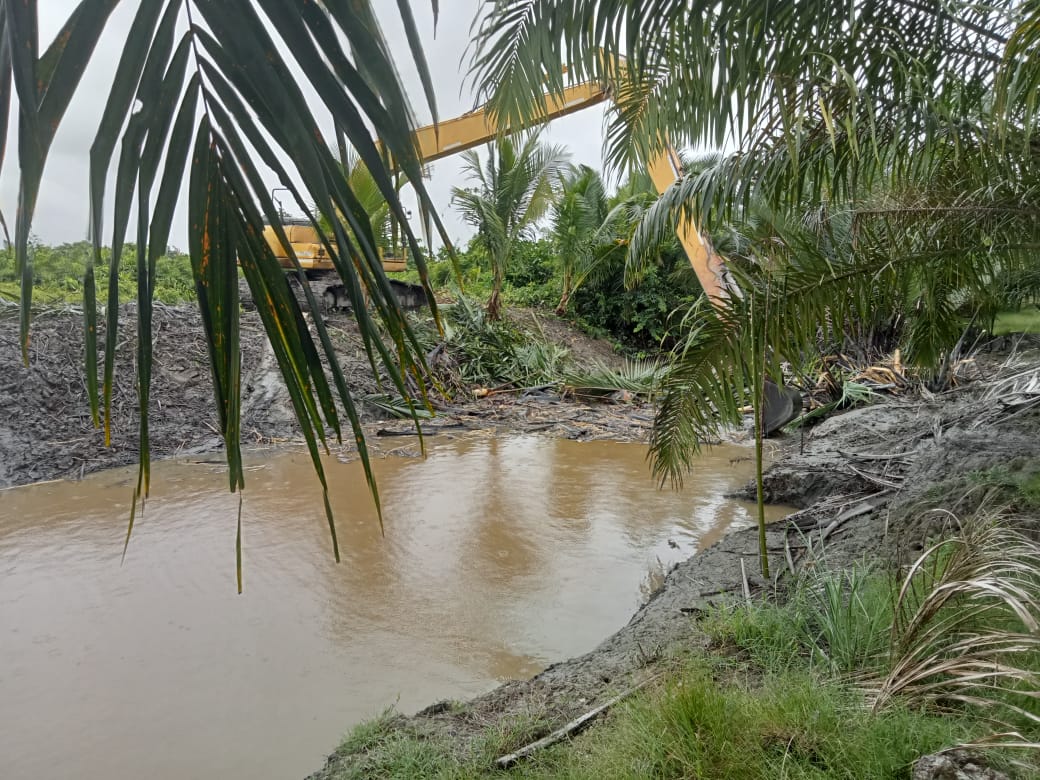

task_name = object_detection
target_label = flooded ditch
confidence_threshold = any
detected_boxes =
[0,435,785,780]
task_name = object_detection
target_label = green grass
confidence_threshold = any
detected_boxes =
[703,567,896,676]
[327,707,551,779]
[325,538,1039,779]
[968,463,1040,511]
[993,306,1040,335]
[511,667,975,780]
[328,663,988,780]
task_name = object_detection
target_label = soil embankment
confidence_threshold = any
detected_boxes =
[5,302,1038,777]
[0,303,651,489]
[308,347,1040,779]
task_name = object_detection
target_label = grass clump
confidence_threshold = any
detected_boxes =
[512,668,975,780]
[968,464,1040,511]
[331,711,455,779]
[704,566,896,676]
[329,708,552,780]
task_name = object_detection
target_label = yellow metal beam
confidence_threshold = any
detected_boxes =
[408,82,609,163]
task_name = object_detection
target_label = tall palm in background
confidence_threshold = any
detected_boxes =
[451,134,569,319]
[3,1,446,581]
[550,165,608,314]
[470,0,1040,482]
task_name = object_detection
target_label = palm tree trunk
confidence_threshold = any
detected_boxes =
[555,291,570,316]
[488,260,504,321]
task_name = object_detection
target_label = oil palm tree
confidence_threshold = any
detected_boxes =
[550,165,608,314]
[470,0,1040,475]
[325,153,395,257]
[451,133,569,319]
[3,1,448,583]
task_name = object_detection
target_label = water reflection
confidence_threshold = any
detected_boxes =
[0,435,785,780]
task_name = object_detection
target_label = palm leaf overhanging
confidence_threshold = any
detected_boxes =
[3,0,445,585]
[471,0,1040,486]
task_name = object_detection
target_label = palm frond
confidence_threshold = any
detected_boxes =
[472,1,1016,177]
[563,357,667,399]
[6,1,446,577]
[870,510,1040,731]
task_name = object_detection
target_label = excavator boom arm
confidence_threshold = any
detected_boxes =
[399,81,734,303]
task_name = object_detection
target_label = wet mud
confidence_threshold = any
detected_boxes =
[309,348,1040,779]
[0,303,652,490]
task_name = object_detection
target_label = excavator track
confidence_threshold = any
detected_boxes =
[238,271,428,314]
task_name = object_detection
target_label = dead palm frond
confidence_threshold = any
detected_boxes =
[869,510,1040,733]
[563,357,667,400]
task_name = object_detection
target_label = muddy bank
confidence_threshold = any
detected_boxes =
[308,351,1040,779]
[0,303,650,489]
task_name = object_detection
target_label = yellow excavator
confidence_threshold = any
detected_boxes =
[262,70,800,431]
[261,71,736,309]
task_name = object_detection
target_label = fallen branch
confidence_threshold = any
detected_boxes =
[846,463,904,489]
[495,677,657,769]
[837,449,916,462]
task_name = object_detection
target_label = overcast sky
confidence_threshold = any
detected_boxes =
[2,0,608,250]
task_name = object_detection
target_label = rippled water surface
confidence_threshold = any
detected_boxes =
[0,435,785,779]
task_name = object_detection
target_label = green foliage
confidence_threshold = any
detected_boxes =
[451,134,569,319]
[0,241,195,305]
[705,567,895,676]
[968,464,1040,511]
[569,259,699,352]
[562,358,667,400]
[329,669,983,779]
[418,295,572,388]
[993,306,1040,336]
[705,512,1040,736]
[549,164,609,313]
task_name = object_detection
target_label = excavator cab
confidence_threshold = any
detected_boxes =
[257,210,427,312]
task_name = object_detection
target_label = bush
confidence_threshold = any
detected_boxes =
[569,260,701,353]
[0,240,195,306]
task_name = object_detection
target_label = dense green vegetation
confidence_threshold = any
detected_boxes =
[0,242,195,306]
[401,227,700,354]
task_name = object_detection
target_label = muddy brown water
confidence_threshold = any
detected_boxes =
[0,435,786,780]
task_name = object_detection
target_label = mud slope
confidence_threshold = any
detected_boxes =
[0,303,648,489]
[0,305,394,488]
[308,357,1040,778]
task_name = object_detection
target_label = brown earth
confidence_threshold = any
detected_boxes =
[0,301,647,490]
